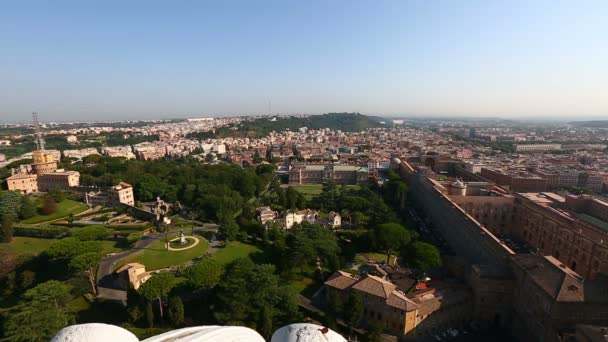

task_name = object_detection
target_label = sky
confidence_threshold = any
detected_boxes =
[1,0,607,122]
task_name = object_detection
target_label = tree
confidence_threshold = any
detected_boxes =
[3,281,74,342]
[66,213,76,225]
[184,258,224,289]
[69,251,101,295]
[146,301,155,328]
[138,272,178,319]
[403,241,442,270]
[2,213,15,243]
[168,296,184,326]
[18,196,36,219]
[366,321,384,342]
[345,291,364,330]
[220,220,239,241]
[47,237,102,259]
[214,258,300,333]
[48,189,66,203]
[0,190,23,220]
[42,197,58,215]
[375,223,411,265]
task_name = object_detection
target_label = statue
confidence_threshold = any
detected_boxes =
[180,229,186,245]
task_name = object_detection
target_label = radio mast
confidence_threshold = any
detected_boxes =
[32,112,45,151]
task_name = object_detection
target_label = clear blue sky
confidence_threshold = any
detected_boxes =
[1,0,607,121]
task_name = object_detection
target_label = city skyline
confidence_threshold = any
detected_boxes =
[1,0,608,121]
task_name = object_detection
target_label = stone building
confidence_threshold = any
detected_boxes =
[38,169,80,191]
[115,263,151,290]
[288,164,368,185]
[84,182,135,207]
[31,150,58,175]
[5,173,38,194]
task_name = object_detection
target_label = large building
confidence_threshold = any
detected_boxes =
[515,143,562,152]
[31,150,58,175]
[38,169,80,192]
[397,160,608,341]
[288,164,368,185]
[84,182,135,207]
[324,271,473,336]
[5,173,38,194]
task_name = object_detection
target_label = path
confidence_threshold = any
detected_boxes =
[96,223,219,301]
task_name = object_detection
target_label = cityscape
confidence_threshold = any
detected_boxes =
[1,1,608,342]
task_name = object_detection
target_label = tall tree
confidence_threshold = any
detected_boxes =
[138,272,178,319]
[18,196,36,219]
[345,292,364,331]
[3,281,74,342]
[375,223,411,265]
[214,258,300,333]
[69,251,101,295]
[403,241,442,270]
[2,213,15,243]
[184,258,224,289]
[168,296,184,326]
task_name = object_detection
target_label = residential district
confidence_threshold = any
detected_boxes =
[1,113,608,342]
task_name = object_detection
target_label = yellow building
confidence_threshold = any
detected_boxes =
[6,173,38,194]
[31,150,57,175]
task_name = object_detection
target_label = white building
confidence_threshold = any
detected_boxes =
[328,211,341,228]
[284,209,318,229]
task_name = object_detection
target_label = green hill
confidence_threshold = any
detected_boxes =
[189,113,385,139]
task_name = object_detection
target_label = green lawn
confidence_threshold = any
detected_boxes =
[0,236,56,255]
[119,234,209,271]
[355,252,389,264]
[291,184,361,200]
[0,237,128,257]
[209,241,261,265]
[100,241,129,255]
[21,199,89,224]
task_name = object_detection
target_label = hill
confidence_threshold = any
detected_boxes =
[569,120,608,128]
[188,113,385,139]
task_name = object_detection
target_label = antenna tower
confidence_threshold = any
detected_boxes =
[32,112,45,151]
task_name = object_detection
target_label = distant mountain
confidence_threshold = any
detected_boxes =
[189,113,386,139]
[569,120,608,128]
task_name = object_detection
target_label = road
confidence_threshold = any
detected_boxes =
[96,223,219,300]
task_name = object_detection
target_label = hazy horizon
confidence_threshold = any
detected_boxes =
[1,0,607,122]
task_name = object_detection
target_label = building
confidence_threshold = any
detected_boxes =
[257,206,279,225]
[288,164,368,185]
[515,143,562,152]
[102,146,136,159]
[0,139,11,146]
[66,135,78,144]
[31,150,58,175]
[396,160,608,341]
[324,272,419,335]
[115,263,151,290]
[328,211,341,228]
[284,209,318,229]
[38,169,80,192]
[84,182,135,207]
[62,148,100,160]
[510,255,608,342]
[6,173,38,194]
[324,271,473,336]
[481,167,548,192]
[513,193,608,279]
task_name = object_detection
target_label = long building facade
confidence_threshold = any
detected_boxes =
[397,160,608,341]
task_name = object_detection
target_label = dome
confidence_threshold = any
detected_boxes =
[51,323,138,342]
[271,323,347,342]
[392,157,402,165]
[141,326,265,342]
